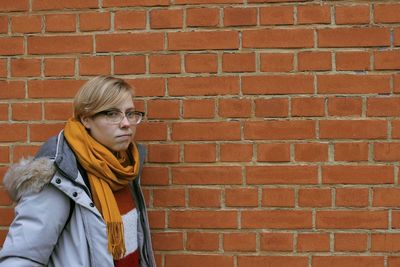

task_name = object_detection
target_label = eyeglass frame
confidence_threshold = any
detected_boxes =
[93,109,145,125]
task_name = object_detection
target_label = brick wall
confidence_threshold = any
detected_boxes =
[1,1,400,266]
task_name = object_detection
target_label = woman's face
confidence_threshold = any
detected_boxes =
[81,97,137,152]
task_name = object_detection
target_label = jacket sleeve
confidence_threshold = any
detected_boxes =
[0,184,70,266]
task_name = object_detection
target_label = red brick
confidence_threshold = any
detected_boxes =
[298,233,330,252]
[375,51,400,70]
[149,54,181,74]
[153,188,185,207]
[44,58,75,77]
[374,142,400,161]
[189,188,221,208]
[152,232,183,251]
[392,120,400,139]
[372,234,400,252]
[298,4,330,24]
[150,9,183,29]
[243,75,313,95]
[0,187,12,205]
[0,16,6,34]
[224,7,257,26]
[388,257,400,267]
[28,36,92,54]
[291,97,325,117]
[246,166,318,185]
[225,187,258,207]
[243,29,313,48]
[244,120,316,140]
[255,98,289,118]
[182,99,215,119]
[299,188,331,207]
[147,99,180,119]
[169,210,237,229]
[0,208,14,226]
[220,143,253,162]
[96,33,163,52]
[319,120,387,139]
[184,143,216,163]
[80,12,110,31]
[147,210,166,229]
[260,233,293,252]
[165,255,233,267]
[176,0,241,3]
[222,53,255,72]
[169,76,239,96]
[79,56,111,76]
[0,0,28,11]
[0,104,8,120]
[185,53,217,73]
[260,6,294,25]
[187,232,219,251]
[298,51,331,71]
[135,122,167,141]
[295,143,328,162]
[0,59,5,78]
[313,256,383,267]
[32,0,97,10]
[168,31,239,51]
[336,188,369,207]
[11,15,41,33]
[28,80,84,98]
[141,166,169,186]
[316,210,388,229]
[257,143,290,162]
[11,58,41,77]
[148,144,180,163]
[318,74,390,94]
[242,210,312,229]
[0,37,24,55]
[29,123,65,142]
[335,233,368,252]
[336,5,370,25]
[375,4,400,23]
[186,8,219,27]
[114,55,145,75]
[131,78,166,97]
[224,233,256,252]
[373,188,400,207]
[262,188,294,207]
[0,146,9,164]
[328,97,363,116]
[336,51,370,71]
[334,142,369,162]
[103,0,169,7]
[322,165,393,184]
[115,10,146,30]
[238,256,308,267]
[260,53,294,72]
[0,81,25,99]
[0,124,27,142]
[219,98,251,118]
[318,28,390,47]
[45,14,76,32]
[12,102,42,121]
[172,166,242,185]
[13,145,40,162]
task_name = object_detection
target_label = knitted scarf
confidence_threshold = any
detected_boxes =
[64,118,140,260]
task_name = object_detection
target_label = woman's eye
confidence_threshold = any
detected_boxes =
[126,111,135,119]
[106,111,120,118]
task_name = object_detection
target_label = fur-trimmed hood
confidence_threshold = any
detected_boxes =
[3,157,56,201]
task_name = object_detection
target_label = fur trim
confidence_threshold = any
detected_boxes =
[3,157,56,201]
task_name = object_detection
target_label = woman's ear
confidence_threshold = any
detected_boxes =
[80,116,91,129]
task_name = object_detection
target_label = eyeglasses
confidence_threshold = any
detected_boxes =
[95,109,145,125]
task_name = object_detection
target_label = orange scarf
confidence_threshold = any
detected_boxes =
[64,118,140,260]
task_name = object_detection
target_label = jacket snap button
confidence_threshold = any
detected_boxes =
[89,203,94,207]
[72,192,78,197]
[55,178,61,184]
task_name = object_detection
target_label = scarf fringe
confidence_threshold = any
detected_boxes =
[107,222,126,260]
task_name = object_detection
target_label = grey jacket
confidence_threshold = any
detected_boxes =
[0,131,156,267]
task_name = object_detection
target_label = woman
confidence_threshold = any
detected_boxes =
[0,76,156,267]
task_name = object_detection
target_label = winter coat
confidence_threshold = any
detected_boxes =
[0,131,156,267]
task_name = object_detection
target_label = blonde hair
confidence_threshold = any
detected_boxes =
[74,76,134,119]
